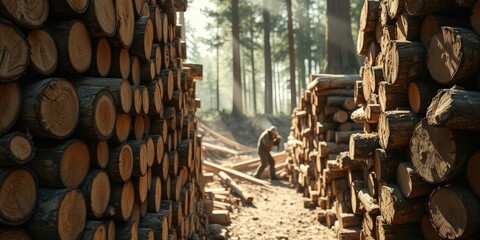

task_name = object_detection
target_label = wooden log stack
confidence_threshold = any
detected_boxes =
[0,0,210,239]
[288,1,480,239]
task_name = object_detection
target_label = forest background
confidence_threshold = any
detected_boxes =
[184,0,364,116]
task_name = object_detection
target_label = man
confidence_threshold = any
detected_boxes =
[253,126,282,180]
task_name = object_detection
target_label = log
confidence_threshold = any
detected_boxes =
[80,170,111,219]
[396,161,434,198]
[132,174,148,204]
[357,30,375,56]
[110,48,130,79]
[339,214,363,229]
[209,210,230,225]
[396,11,422,41]
[374,148,405,183]
[139,213,169,239]
[130,56,141,86]
[218,171,253,204]
[350,180,364,214]
[104,220,115,240]
[325,209,337,228]
[145,136,155,167]
[161,175,171,200]
[350,107,366,124]
[110,181,135,221]
[427,27,480,85]
[0,132,34,167]
[138,228,154,240]
[387,0,405,19]
[150,6,162,43]
[467,152,480,197]
[375,216,423,240]
[427,87,480,130]
[168,150,179,176]
[358,188,380,214]
[364,104,381,123]
[0,0,48,29]
[421,214,439,240]
[27,139,90,188]
[203,161,271,187]
[378,110,421,149]
[26,28,57,76]
[49,0,88,17]
[71,77,132,114]
[147,176,162,213]
[49,20,92,74]
[421,15,469,48]
[27,188,86,240]
[405,0,458,16]
[378,81,408,112]
[354,80,367,105]
[336,152,364,170]
[151,44,162,76]
[131,115,145,141]
[428,185,480,239]
[146,81,162,115]
[360,0,380,32]
[87,38,112,77]
[408,80,440,114]
[82,0,116,38]
[169,176,181,201]
[174,0,188,11]
[379,184,425,225]
[410,119,476,183]
[0,228,32,240]
[112,113,132,143]
[106,142,133,183]
[0,168,37,226]
[335,131,363,144]
[129,140,148,177]
[115,219,137,240]
[113,0,135,49]
[319,141,349,157]
[349,133,381,160]
[74,86,117,141]
[152,152,169,181]
[81,221,107,240]
[380,1,395,26]
[367,172,378,199]
[307,75,360,91]
[160,69,174,101]
[0,82,21,135]
[130,16,154,61]
[384,40,427,85]
[161,44,171,69]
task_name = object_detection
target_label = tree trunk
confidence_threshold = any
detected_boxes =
[263,0,273,114]
[27,188,86,240]
[0,132,34,166]
[378,110,421,149]
[87,38,112,77]
[106,143,133,183]
[286,0,296,111]
[80,170,111,219]
[410,119,476,183]
[427,27,480,85]
[27,140,90,188]
[110,181,135,221]
[82,0,116,38]
[48,20,92,74]
[231,0,242,116]
[26,28,58,76]
[0,168,37,226]
[384,40,427,85]
[74,86,117,141]
[378,81,408,112]
[387,0,405,19]
[349,133,381,160]
[428,185,480,239]
[323,0,359,73]
[396,11,421,41]
[427,87,480,130]
[21,78,80,139]
[380,184,425,225]
[113,0,135,48]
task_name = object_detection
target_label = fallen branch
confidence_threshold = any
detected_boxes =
[218,171,254,204]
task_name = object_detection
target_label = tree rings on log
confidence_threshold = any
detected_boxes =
[0,132,34,167]
[110,48,131,80]
[114,0,135,49]
[82,0,117,38]
[27,188,86,240]
[26,28,58,76]
[110,181,135,221]
[0,168,37,226]
[0,0,48,29]
[410,119,476,184]
[0,82,21,136]
[80,170,111,219]
[427,27,480,85]
[0,228,32,239]
[106,142,133,183]
[0,20,29,81]
[88,38,112,77]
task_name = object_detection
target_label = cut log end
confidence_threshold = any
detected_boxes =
[0,82,21,136]
[118,144,134,182]
[114,113,132,143]
[57,189,87,240]
[94,39,112,77]
[0,0,48,28]
[0,20,29,80]
[60,140,90,188]
[0,228,32,240]
[115,0,135,48]
[94,90,117,139]
[0,168,37,225]
[8,133,34,163]
[89,171,111,218]
[68,20,92,73]
[27,29,58,75]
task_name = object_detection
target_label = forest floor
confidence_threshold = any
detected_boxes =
[200,112,336,240]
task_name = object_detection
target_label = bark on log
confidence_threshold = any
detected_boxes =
[396,161,435,198]
[87,39,112,77]
[354,80,367,105]
[112,0,135,49]
[130,16,154,61]
[48,20,92,74]
[349,133,381,160]
[0,82,21,136]
[427,27,480,85]
[319,141,349,157]
[387,0,405,19]
[147,176,162,213]
[337,227,361,240]
[209,210,230,225]
[360,0,380,32]
[336,152,364,170]
[132,173,148,204]
[0,132,34,167]
[80,170,110,219]
[106,142,133,183]
[427,87,480,130]
[378,110,421,149]
[21,78,79,139]
[378,81,408,112]
[128,140,148,177]
[358,188,380,214]
[74,86,117,141]
[408,80,441,114]
[428,185,480,239]
[350,180,364,214]
[421,14,469,48]
[82,0,116,38]
[384,40,427,85]
[110,181,135,221]
[375,215,423,240]
[396,11,422,41]
[115,219,137,240]
[405,0,458,16]
[141,60,156,84]
[380,184,425,225]
[350,107,366,123]
[365,104,381,123]
[26,28,57,76]
[307,75,360,91]
[0,168,37,226]
[0,0,48,29]
[374,148,405,183]
[81,221,107,240]
[109,48,130,80]
[410,119,476,183]
[367,172,378,199]
[380,1,396,26]
[27,140,89,188]
[137,228,153,240]
[27,188,86,240]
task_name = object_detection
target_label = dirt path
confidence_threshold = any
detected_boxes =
[226,180,336,240]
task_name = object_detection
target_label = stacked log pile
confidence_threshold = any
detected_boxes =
[288,0,480,240]
[0,0,208,239]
